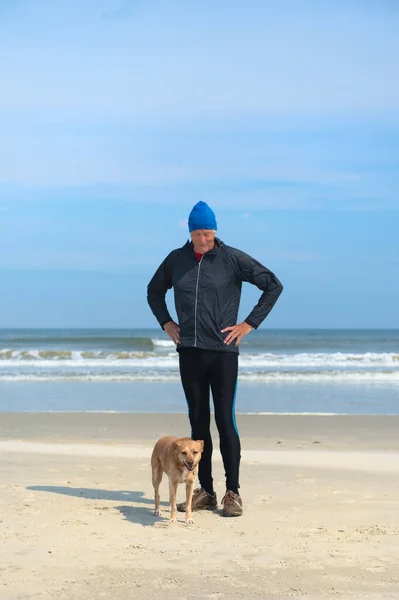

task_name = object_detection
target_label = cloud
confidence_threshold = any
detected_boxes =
[178,219,188,229]
[0,206,10,211]
[102,0,144,20]
[271,250,319,263]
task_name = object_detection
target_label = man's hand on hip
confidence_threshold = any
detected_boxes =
[163,321,181,345]
[221,322,253,346]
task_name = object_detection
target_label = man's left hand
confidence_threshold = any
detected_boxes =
[221,322,253,346]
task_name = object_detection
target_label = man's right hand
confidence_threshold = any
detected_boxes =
[163,321,181,345]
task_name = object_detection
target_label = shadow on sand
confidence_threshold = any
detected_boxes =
[27,485,169,526]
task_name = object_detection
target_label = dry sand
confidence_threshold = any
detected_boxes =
[1,413,399,600]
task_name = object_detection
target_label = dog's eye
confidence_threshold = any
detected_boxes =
[181,451,187,455]
[193,451,198,455]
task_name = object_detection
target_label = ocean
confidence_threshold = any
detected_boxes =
[0,328,398,414]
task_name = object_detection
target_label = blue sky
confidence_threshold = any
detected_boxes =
[0,0,398,328]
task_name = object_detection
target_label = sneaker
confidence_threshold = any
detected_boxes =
[177,487,218,513]
[221,490,243,517]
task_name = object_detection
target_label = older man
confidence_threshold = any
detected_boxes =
[147,201,283,517]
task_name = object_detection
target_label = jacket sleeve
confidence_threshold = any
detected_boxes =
[232,250,283,329]
[147,253,174,329]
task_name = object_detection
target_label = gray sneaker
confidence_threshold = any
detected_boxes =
[221,490,243,517]
[177,487,218,512]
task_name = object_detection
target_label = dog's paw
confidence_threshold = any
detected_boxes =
[169,516,177,524]
[185,517,195,525]
[153,509,161,516]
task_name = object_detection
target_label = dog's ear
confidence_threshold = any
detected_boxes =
[197,440,204,451]
[172,440,181,452]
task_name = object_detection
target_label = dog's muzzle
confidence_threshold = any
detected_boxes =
[185,462,195,471]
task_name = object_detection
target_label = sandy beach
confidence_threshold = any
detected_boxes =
[1,413,399,600]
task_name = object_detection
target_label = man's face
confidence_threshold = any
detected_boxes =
[190,229,216,254]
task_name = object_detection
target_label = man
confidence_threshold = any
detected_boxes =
[147,201,283,517]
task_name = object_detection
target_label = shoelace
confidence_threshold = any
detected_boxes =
[222,491,238,504]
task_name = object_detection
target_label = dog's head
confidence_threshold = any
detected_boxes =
[172,438,204,472]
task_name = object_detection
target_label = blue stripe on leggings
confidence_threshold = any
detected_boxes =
[232,377,239,434]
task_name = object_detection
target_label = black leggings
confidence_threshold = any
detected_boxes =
[178,348,241,492]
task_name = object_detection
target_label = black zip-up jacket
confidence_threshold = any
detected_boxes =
[147,238,283,353]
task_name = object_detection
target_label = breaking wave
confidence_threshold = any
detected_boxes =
[0,349,398,367]
[0,370,398,383]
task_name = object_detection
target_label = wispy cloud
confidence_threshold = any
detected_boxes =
[101,0,145,20]
[269,250,319,263]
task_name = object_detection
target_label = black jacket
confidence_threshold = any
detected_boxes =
[147,238,283,353]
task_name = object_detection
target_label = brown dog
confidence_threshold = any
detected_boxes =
[151,436,204,524]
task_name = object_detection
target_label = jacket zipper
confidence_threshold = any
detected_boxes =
[194,256,203,347]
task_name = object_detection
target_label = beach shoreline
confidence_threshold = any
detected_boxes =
[1,413,399,599]
[1,412,399,449]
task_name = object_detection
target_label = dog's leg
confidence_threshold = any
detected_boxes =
[152,462,163,516]
[185,477,195,524]
[169,479,178,523]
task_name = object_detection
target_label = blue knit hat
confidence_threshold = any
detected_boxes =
[188,201,217,232]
